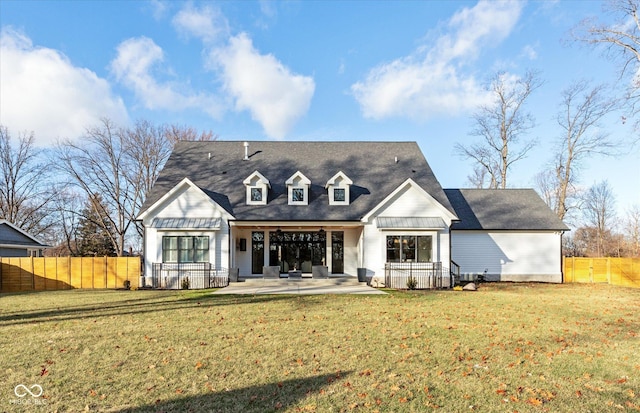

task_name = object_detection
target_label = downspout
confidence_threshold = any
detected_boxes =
[228,221,232,273]
[449,224,453,288]
[560,231,564,284]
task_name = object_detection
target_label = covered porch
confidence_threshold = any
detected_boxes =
[229,222,364,280]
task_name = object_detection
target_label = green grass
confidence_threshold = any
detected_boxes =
[1,283,639,412]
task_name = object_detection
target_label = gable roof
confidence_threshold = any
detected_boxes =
[0,220,48,248]
[444,189,569,231]
[138,177,234,221]
[140,141,456,221]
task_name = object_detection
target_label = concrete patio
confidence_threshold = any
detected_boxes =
[212,278,387,295]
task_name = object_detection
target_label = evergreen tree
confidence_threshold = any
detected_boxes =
[76,194,116,256]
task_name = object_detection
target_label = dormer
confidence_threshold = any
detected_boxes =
[325,171,353,205]
[243,171,270,205]
[285,171,311,205]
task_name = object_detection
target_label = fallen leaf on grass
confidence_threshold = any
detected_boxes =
[526,397,543,406]
[195,362,203,370]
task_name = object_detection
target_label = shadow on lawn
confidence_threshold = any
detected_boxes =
[0,292,298,326]
[117,371,353,413]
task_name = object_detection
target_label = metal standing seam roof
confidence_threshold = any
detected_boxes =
[376,217,447,229]
[151,218,222,229]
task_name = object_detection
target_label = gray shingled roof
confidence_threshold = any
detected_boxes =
[140,141,456,221]
[444,189,569,231]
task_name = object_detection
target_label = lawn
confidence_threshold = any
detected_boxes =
[1,283,638,412]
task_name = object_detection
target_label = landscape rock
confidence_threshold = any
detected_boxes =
[371,277,386,288]
[462,282,477,291]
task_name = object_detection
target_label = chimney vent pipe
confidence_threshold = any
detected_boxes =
[243,141,249,161]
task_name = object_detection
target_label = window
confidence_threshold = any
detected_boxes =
[292,188,305,202]
[286,171,310,205]
[250,187,263,202]
[269,231,326,273]
[243,171,270,205]
[386,236,432,263]
[251,232,264,274]
[162,236,209,263]
[325,171,352,205]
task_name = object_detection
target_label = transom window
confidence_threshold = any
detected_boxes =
[162,236,209,263]
[386,236,432,263]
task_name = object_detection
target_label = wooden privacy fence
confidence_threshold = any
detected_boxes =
[564,257,640,288]
[0,257,140,293]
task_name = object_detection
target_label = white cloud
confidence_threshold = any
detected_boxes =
[211,33,315,139]
[110,36,222,117]
[351,0,524,120]
[0,28,128,146]
[172,3,229,43]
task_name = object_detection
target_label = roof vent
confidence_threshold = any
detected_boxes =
[243,141,249,161]
[394,156,398,163]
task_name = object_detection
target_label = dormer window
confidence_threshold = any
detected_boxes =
[286,171,311,205]
[326,171,352,205]
[243,171,270,205]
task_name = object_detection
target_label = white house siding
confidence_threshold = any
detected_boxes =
[362,184,454,279]
[141,184,230,282]
[451,231,562,283]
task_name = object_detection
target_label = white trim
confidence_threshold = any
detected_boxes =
[286,171,311,206]
[243,170,270,205]
[137,177,235,221]
[361,178,458,222]
[326,171,352,206]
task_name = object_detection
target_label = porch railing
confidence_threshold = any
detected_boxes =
[384,262,450,289]
[151,263,229,289]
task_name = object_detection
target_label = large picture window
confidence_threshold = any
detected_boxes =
[269,231,326,273]
[386,235,432,263]
[162,236,209,263]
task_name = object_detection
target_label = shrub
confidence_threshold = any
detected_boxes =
[181,277,190,290]
[406,276,418,290]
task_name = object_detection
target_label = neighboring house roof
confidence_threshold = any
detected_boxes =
[140,141,456,221]
[0,220,48,249]
[444,189,569,231]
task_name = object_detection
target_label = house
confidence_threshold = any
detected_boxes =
[137,141,568,287]
[0,220,48,257]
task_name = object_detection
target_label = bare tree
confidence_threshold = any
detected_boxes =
[165,124,217,144]
[55,119,218,255]
[0,125,53,234]
[456,71,542,188]
[623,204,640,256]
[56,119,136,256]
[540,81,620,222]
[574,0,640,133]
[582,180,617,256]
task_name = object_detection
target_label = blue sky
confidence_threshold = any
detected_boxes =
[1,0,638,221]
